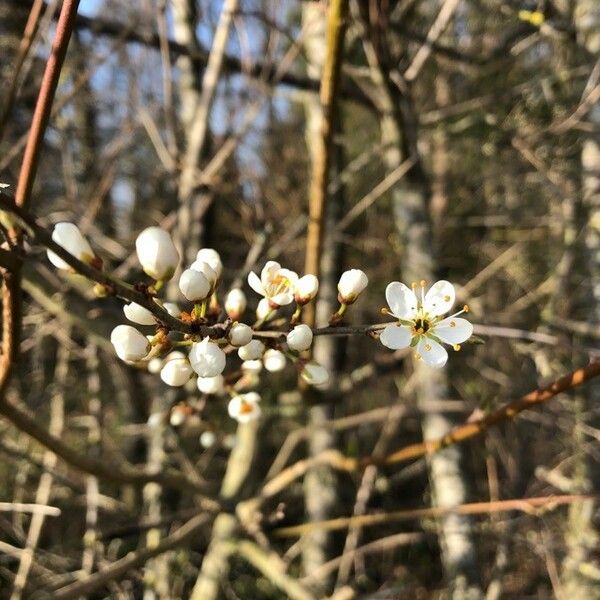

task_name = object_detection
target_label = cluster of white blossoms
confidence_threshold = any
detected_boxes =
[46,222,473,425]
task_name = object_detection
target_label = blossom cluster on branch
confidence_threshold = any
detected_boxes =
[45,222,473,425]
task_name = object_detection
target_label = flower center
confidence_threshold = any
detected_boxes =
[413,317,430,335]
[268,275,291,296]
[239,400,254,415]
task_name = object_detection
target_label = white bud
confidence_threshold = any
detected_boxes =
[301,362,330,386]
[294,274,319,305]
[123,302,155,326]
[238,339,265,361]
[224,288,247,320]
[47,222,94,270]
[241,359,262,374]
[228,323,253,347]
[147,413,164,428]
[197,374,225,395]
[337,269,368,304]
[263,349,286,372]
[135,226,179,281]
[179,268,211,302]
[162,302,180,317]
[160,351,193,387]
[200,430,216,448]
[196,248,223,279]
[228,392,261,423]
[189,337,226,377]
[110,325,150,362]
[190,260,218,289]
[256,298,271,320]
[147,357,163,374]
[286,324,313,352]
[169,407,186,427]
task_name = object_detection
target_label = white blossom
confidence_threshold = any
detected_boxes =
[301,362,330,386]
[135,226,179,281]
[228,392,261,423]
[147,357,163,374]
[294,274,319,305]
[256,298,272,320]
[286,324,313,352]
[242,359,263,374]
[47,222,94,270]
[123,302,155,326]
[190,260,218,289]
[228,323,253,347]
[263,349,286,372]
[238,339,265,361]
[197,374,225,395]
[196,248,223,279]
[160,351,193,387]
[189,337,226,377]
[179,268,211,302]
[224,288,247,321]
[110,325,150,362]
[248,261,298,307]
[338,269,368,304]
[379,280,473,368]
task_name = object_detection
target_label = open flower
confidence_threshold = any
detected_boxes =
[47,222,94,270]
[379,280,472,368]
[228,392,261,423]
[248,261,298,307]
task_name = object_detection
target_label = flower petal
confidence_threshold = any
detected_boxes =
[278,268,298,285]
[248,271,266,296]
[260,261,281,286]
[432,317,473,345]
[380,324,412,350]
[270,291,294,306]
[385,282,418,320]
[423,280,455,316]
[416,337,448,368]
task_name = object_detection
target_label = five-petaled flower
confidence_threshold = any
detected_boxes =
[248,261,298,307]
[379,280,472,368]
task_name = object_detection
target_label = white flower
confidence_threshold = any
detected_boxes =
[248,261,298,307]
[123,302,155,326]
[256,298,272,320]
[338,269,368,304]
[189,337,226,377]
[147,357,163,374]
[162,302,180,317]
[228,392,261,423]
[196,248,223,279]
[190,260,218,290]
[224,289,247,321]
[47,222,94,270]
[263,349,286,372]
[110,325,150,362]
[294,274,319,305]
[379,280,473,368]
[228,323,253,347]
[160,351,193,387]
[241,359,263,374]
[197,374,225,395]
[200,431,216,448]
[301,362,330,386]
[179,268,211,302]
[286,324,313,352]
[135,226,179,281]
[238,339,265,361]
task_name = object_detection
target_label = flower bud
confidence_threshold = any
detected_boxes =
[294,274,319,305]
[238,339,265,361]
[110,325,150,362]
[196,248,223,279]
[256,298,271,320]
[162,302,180,317]
[301,361,330,386]
[197,374,225,395]
[200,430,216,448]
[147,357,163,374]
[47,222,94,270]
[160,351,193,387]
[228,392,261,423]
[135,227,179,281]
[337,269,368,304]
[286,324,313,352]
[241,359,263,374]
[190,260,218,289]
[189,337,226,377]
[263,349,286,372]
[123,302,156,326]
[224,289,246,321]
[169,406,187,427]
[228,323,253,347]
[179,268,211,302]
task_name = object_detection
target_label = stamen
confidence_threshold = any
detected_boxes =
[420,280,426,306]
[411,282,417,289]
[414,352,422,360]
[424,343,432,352]
[381,307,391,315]
[447,305,469,319]
[453,344,461,352]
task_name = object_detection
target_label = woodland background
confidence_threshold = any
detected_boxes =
[0,0,599,598]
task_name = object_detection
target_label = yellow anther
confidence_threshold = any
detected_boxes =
[463,304,469,313]
[444,295,451,302]
[420,280,426,287]
[381,307,390,315]
[417,328,424,334]
[424,344,432,352]
[414,352,422,360]
[453,344,461,352]
[449,320,456,327]
[411,281,417,289]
